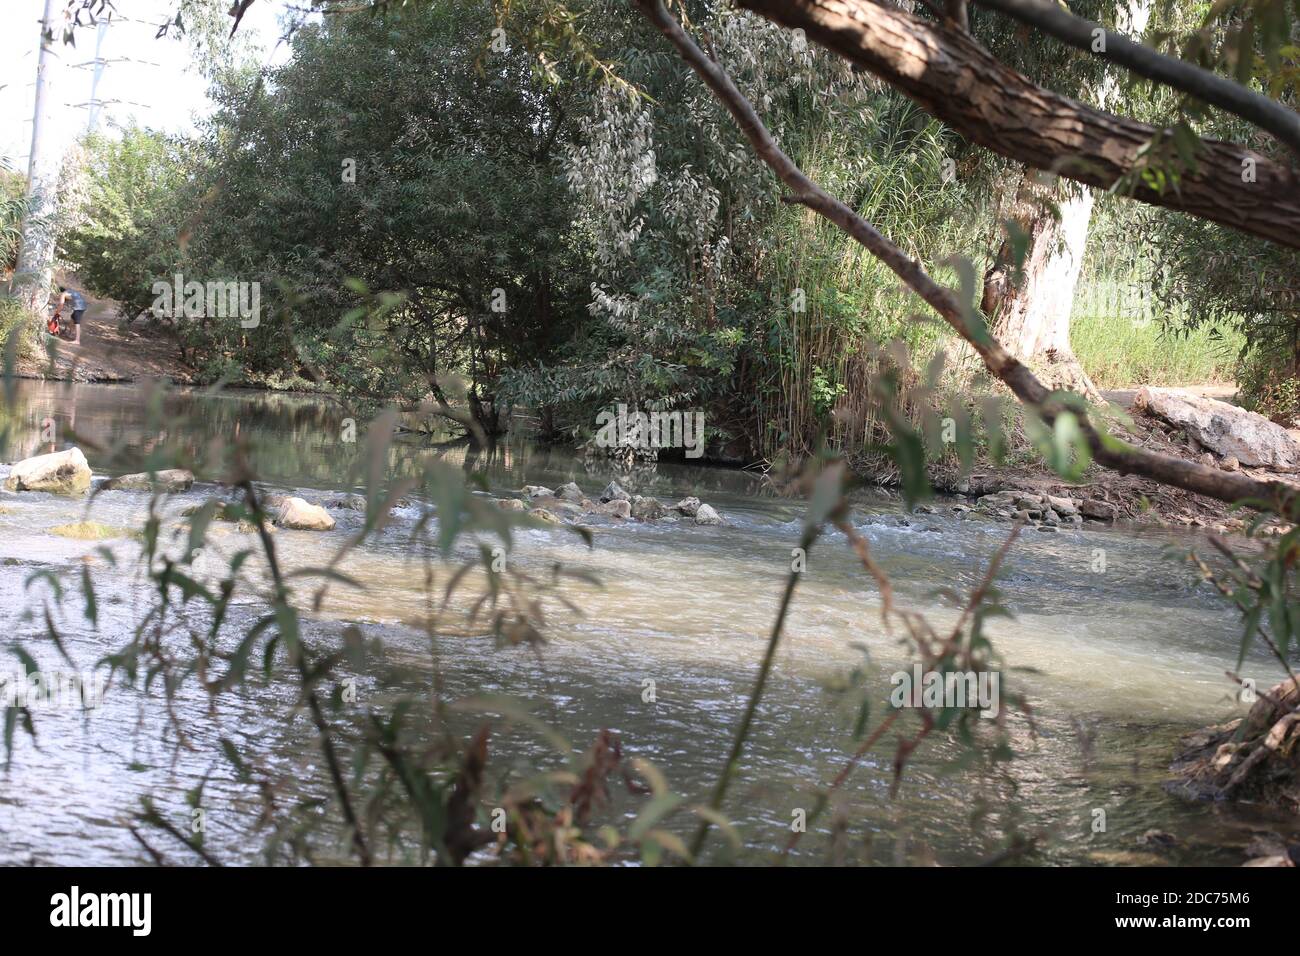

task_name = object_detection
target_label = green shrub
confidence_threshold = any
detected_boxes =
[0,294,38,359]
[1237,346,1300,424]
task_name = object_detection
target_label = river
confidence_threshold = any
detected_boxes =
[1,380,1295,866]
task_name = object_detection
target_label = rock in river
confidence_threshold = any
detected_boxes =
[325,493,368,511]
[275,496,336,531]
[1079,498,1117,522]
[556,481,585,503]
[598,499,631,519]
[600,480,630,503]
[695,503,723,525]
[3,447,92,496]
[528,507,565,525]
[102,468,194,493]
[674,496,701,516]
[630,495,667,520]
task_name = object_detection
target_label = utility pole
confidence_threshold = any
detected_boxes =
[87,18,109,134]
[13,0,63,315]
[71,18,162,133]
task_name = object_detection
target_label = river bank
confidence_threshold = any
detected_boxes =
[13,293,327,393]
[16,301,1297,542]
[15,293,198,386]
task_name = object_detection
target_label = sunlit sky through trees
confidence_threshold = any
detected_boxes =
[1,0,295,169]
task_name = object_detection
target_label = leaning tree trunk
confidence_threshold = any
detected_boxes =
[733,0,1300,247]
[980,0,1151,405]
[467,388,506,441]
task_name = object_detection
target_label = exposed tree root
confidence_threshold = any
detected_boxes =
[1170,678,1300,815]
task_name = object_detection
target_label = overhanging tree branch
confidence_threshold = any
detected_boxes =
[729,0,1300,250]
[632,0,1299,513]
[973,0,1300,160]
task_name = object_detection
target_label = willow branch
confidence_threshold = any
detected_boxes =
[238,476,373,866]
[688,526,819,859]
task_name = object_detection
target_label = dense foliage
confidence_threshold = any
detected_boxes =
[55,2,979,455]
[51,0,1300,443]
[59,126,193,323]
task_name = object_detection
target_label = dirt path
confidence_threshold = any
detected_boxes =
[1100,383,1239,409]
[18,293,195,385]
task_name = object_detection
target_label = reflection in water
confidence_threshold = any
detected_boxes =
[0,380,1297,866]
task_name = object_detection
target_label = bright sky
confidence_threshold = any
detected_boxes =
[1,0,296,171]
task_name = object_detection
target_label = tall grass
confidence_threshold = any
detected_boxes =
[0,159,28,276]
[0,295,32,347]
[1070,273,1242,388]
[756,98,981,460]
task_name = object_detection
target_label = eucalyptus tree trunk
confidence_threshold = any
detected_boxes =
[980,0,1152,403]
[981,174,1101,400]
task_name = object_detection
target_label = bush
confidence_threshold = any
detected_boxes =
[1238,346,1300,425]
[58,125,193,321]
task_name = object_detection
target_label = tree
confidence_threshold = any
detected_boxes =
[167,1,592,426]
[724,0,1300,250]
[60,125,194,322]
[13,0,64,317]
[501,0,983,460]
[979,0,1152,402]
[633,0,1300,513]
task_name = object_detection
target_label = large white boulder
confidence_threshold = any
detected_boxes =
[275,496,336,531]
[1134,387,1300,468]
[3,447,92,495]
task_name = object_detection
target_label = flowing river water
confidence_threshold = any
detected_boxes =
[1,380,1297,866]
